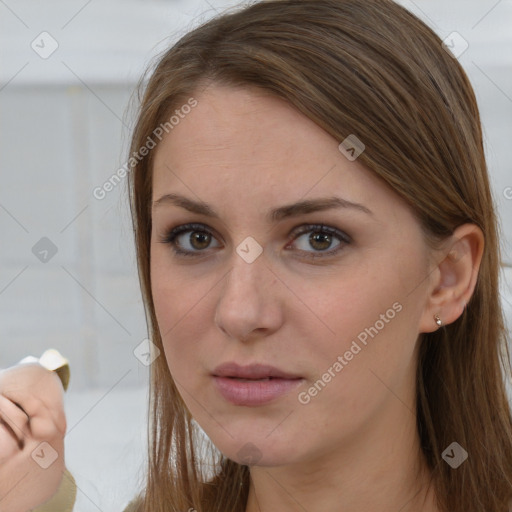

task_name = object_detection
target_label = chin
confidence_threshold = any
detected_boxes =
[208,432,302,467]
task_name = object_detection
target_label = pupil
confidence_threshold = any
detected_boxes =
[192,232,210,249]
[310,232,331,250]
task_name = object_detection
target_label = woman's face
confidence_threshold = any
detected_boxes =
[150,83,435,467]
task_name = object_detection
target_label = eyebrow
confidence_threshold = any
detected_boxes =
[153,193,374,221]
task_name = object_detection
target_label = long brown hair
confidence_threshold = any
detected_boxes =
[126,1,512,510]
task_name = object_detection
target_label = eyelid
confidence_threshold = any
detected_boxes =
[285,223,351,259]
[289,223,351,243]
[157,222,220,257]
[158,222,351,258]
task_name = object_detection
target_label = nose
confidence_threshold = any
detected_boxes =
[214,249,284,342]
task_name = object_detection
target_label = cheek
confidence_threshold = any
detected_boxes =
[293,250,423,391]
[151,248,201,333]
[150,254,215,381]
[288,261,400,343]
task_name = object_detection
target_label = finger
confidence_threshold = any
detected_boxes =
[16,394,66,441]
[0,418,22,463]
[11,399,29,417]
[27,394,67,439]
[0,416,23,451]
[28,414,65,443]
[1,389,41,420]
[0,395,30,450]
[1,369,67,438]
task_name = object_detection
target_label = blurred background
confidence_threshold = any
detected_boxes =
[0,0,511,510]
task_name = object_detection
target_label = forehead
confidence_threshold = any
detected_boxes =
[153,84,334,171]
[151,84,400,220]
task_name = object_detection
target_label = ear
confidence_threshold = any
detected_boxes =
[419,223,484,333]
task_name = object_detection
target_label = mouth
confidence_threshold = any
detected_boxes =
[212,373,304,406]
[211,361,303,380]
[226,376,288,382]
[210,362,304,406]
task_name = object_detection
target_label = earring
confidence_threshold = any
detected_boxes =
[434,314,442,327]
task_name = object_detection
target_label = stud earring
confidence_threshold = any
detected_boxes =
[434,314,442,327]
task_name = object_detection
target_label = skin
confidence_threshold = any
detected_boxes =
[150,83,484,512]
[0,363,67,511]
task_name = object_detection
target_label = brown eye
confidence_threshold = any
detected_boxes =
[159,223,221,257]
[308,232,333,251]
[188,231,211,250]
[288,224,350,259]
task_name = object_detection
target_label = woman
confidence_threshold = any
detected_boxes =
[2,0,512,511]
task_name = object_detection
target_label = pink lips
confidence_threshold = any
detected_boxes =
[211,362,304,406]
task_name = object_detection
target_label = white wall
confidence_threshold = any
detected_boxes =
[1,0,511,391]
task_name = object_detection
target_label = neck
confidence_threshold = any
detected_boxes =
[244,400,438,512]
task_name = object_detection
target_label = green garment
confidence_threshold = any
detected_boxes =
[31,468,141,511]
[31,468,76,512]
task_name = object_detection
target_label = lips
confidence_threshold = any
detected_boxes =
[211,362,302,380]
[211,362,304,406]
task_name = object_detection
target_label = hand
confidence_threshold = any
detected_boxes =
[0,363,67,512]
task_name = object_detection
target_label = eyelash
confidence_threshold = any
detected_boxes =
[158,222,351,260]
